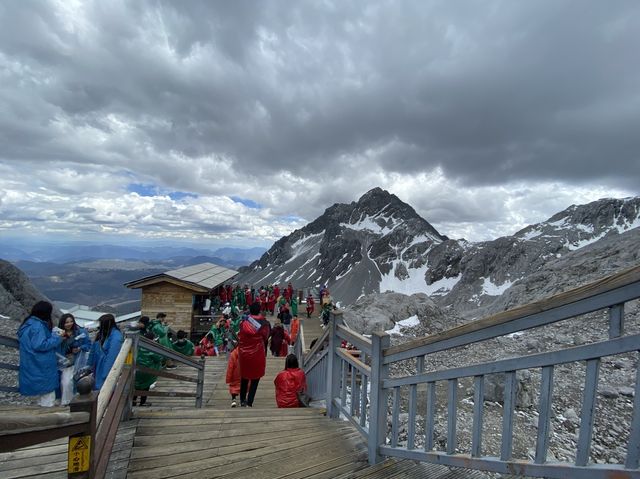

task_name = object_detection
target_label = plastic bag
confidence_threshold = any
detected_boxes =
[74,350,89,371]
[56,352,72,370]
[297,390,311,407]
[60,367,75,405]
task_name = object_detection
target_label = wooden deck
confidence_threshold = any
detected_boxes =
[0,316,494,478]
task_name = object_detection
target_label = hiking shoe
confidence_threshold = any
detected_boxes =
[231,400,237,408]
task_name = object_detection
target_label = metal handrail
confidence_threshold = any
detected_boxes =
[311,265,640,478]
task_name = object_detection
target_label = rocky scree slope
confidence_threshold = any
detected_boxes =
[0,259,61,404]
[238,188,640,314]
[341,284,639,467]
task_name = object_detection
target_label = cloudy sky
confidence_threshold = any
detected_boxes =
[1,0,638,249]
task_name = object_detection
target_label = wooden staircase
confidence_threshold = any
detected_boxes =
[123,353,490,478]
[0,316,493,478]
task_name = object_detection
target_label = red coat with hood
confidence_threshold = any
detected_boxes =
[274,368,307,408]
[238,314,270,379]
[225,347,241,395]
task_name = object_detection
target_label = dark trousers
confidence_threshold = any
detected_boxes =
[240,378,260,406]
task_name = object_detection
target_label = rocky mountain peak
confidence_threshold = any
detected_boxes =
[237,192,640,310]
[237,187,447,302]
[514,197,640,251]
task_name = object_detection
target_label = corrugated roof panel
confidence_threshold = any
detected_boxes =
[164,262,238,289]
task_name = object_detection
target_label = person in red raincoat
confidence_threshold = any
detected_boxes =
[274,354,307,408]
[273,285,280,300]
[225,346,241,407]
[267,291,276,316]
[290,315,299,345]
[195,332,215,356]
[238,302,271,407]
[269,322,291,357]
[306,293,315,318]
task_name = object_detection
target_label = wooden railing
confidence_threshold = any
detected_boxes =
[0,329,206,477]
[308,265,640,478]
[130,333,206,407]
[0,334,19,393]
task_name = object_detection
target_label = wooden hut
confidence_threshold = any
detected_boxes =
[124,262,238,339]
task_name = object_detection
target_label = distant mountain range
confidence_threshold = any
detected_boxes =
[0,242,266,266]
[0,245,265,315]
[237,187,640,312]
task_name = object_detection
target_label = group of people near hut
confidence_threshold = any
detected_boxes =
[208,282,299,315]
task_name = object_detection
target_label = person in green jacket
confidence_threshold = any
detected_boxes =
[151,313,177,368]
[150,313,172,349]
[133,331,162,406]
[209,318,227,355]
[172,330,194,356]
[290,297,298,317]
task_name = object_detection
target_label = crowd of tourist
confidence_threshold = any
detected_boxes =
[17,284,333,408]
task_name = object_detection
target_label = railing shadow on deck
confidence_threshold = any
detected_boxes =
[0,329,206,478]
[303,265,640,478]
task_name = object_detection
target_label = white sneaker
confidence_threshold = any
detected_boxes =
[231,400,237,408]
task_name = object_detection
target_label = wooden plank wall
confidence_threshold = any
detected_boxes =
[140,282,194,333]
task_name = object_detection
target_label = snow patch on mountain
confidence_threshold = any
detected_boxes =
[340,215,396,235]
[566,231,609,251]
[480,277,513,296]
[385,315,421,336]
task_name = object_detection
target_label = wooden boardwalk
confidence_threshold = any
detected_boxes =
[0,315,492,478]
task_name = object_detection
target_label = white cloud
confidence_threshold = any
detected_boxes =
[0,1,638,247]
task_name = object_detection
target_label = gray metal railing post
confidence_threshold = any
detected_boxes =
[295,318,304,359]
[326,311,341,418]
[368,330,390,465]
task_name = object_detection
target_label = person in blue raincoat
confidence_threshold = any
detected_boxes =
[89,314,123,390]
[57,313,92,405]
[17,301,63,407]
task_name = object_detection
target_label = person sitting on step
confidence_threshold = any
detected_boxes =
[274,354,308,408]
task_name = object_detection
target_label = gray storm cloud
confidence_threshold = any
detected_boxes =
[0,0,638,243]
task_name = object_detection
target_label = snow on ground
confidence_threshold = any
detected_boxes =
[615,210,640,232]
[379,259,462,297]
[521,229,542,241]
[285,232,323,264]
[335,264,354,281]
[480,277,513,296]
[424,274,461,296]
[385,315,420,336]
[566,230,609,251]
[340,213,397,235]
[379,262,428,295]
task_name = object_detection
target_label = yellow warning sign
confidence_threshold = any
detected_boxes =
[68,435,91,473]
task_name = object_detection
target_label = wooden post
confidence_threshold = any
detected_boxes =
[368,330,390,465]
[195,356,205,408]
[68,391,98,479]
[124,332,138,420]
[325,311,341,419]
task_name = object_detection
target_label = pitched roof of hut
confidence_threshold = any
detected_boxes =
[124,262,238,293]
